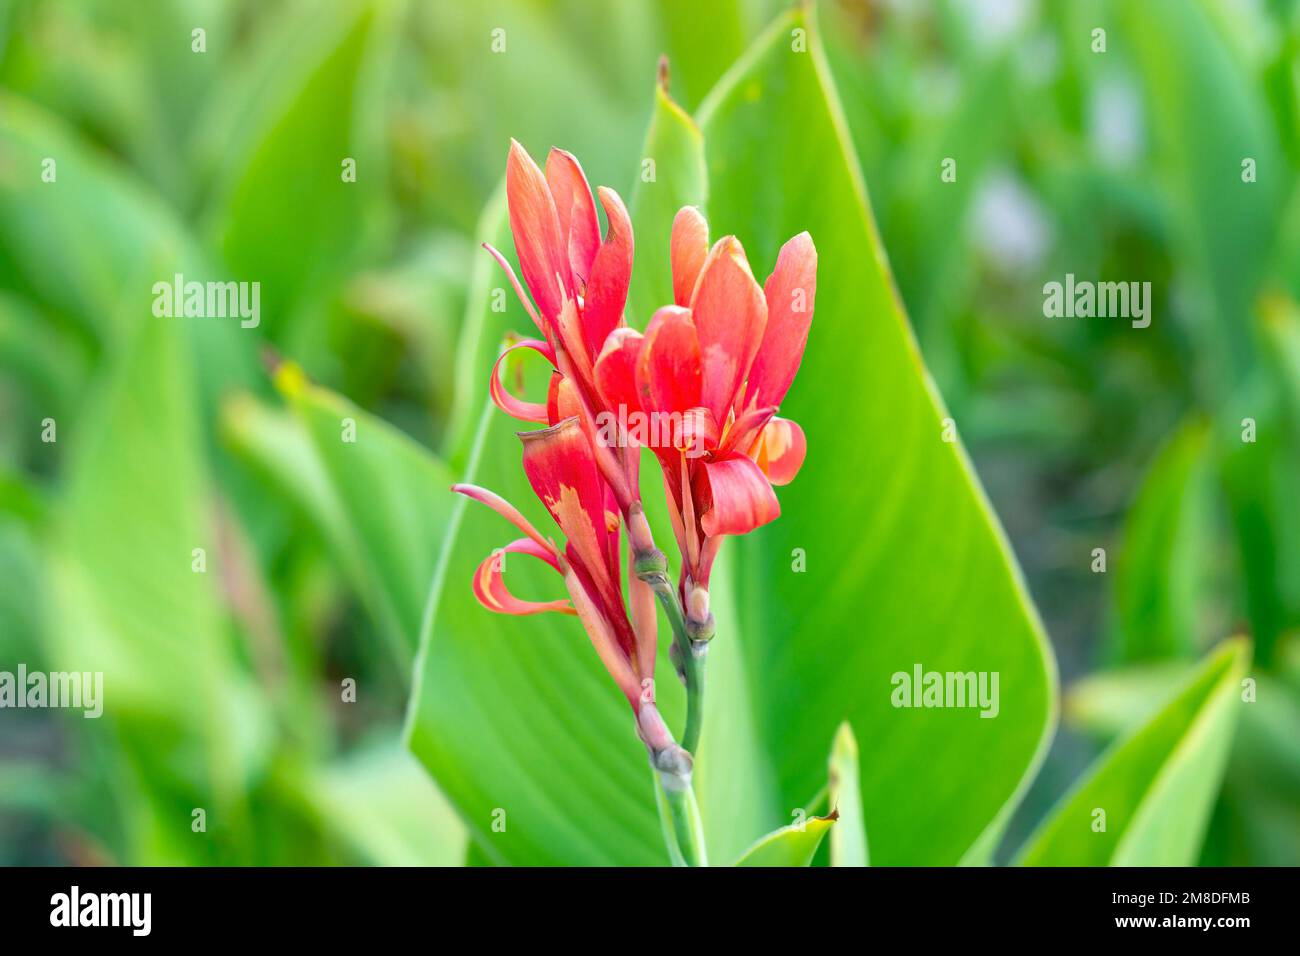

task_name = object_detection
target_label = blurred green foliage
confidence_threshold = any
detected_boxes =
[0,0,1297,865]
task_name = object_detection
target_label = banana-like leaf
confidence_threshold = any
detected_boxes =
[1018,638,1250,866]
[733,814,836,867]
[696,4,1056,866]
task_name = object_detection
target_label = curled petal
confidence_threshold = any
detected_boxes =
[594,327,645,417]
[746,232,817,410]
[750,416,806,486]
[472,538,575,616]
[690,236,768,427]
[696,453,781,537]
[636,305,702,418]
[452,483,556,557]
[671,206,709,307]
[489,338,556,424]
[582,186,634,358]
[545,148,601,286]
[506,139,568,323]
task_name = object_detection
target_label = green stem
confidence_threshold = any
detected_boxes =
[654,767,707,867]
[644,573,708,755]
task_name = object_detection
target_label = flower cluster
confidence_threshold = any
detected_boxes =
[453,141,816,766]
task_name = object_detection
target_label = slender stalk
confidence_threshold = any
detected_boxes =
[653,764,707,867]
[635,557,708,755]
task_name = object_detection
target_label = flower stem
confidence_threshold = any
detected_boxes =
[635,556,708,755]
[654,763,707,867]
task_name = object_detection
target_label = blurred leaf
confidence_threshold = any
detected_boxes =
[208,0,390,336]
[658,0,749,112]
[441,184,512,468]
[270,366,455,663]
[1120,0,1286,390]
[302,741,467,866]
[47,312,262,863]
[696,4,1056,865]
[1112,418,1213,661]
[1018,638,1250,866]
[0,95,200,344]
[1065,661,1190,739]
[828,721,868,866]
[733,814,835,867]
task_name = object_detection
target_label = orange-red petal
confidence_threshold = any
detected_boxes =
[636,305,702,418]
[472,538,574,616]
[696,453,781,537]
[746,232,817,410]
[670,206,709,307]
[690,236,767,427]
[545,148,600,287]
[582,186,634,358]
[594,327,645,419]
[506,140,568,324]
[751,416,806,486]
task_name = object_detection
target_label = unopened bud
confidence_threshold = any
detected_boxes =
[686,586,710,623]
[626,505,657,556]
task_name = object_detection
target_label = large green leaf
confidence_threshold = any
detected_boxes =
[1018,638,1250,866]
[695,5,1056,865]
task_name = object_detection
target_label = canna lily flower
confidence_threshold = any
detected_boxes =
[484,140,660,661]
[452,416,679,760]
[591,206,816,613]
[484,140,645,520]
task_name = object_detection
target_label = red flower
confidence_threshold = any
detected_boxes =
[594,206,816,597]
